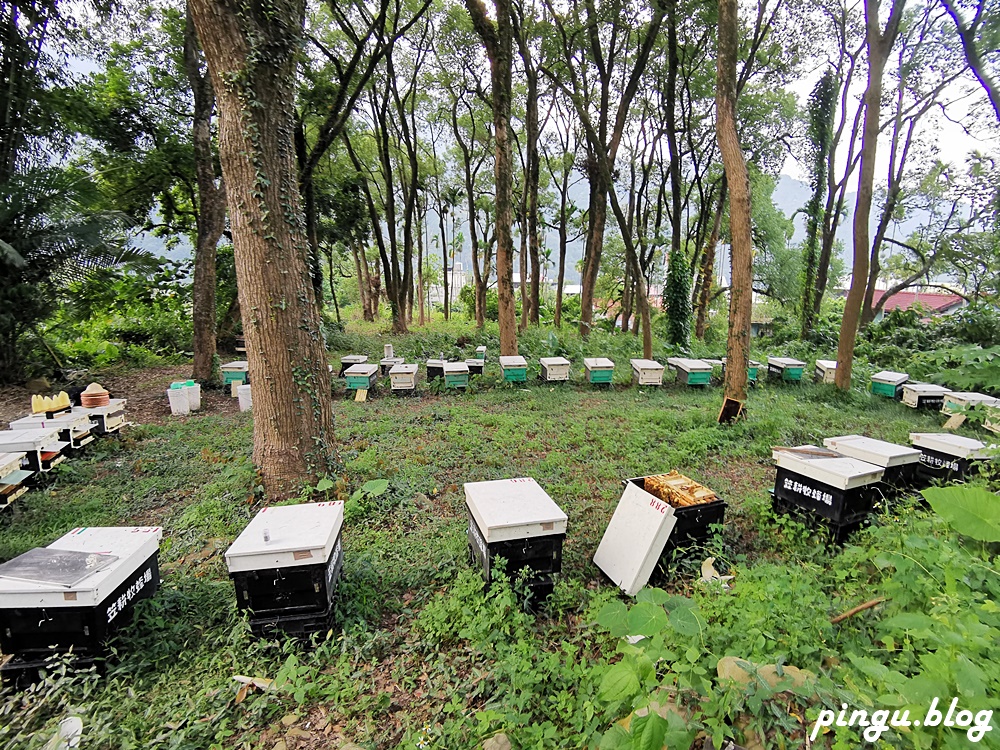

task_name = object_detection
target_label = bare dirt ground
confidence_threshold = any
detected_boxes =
[0,364,240,430]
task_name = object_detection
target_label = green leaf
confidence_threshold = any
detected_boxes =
[598,662,640,703]
[630,712,668,750]
[596,601,630,637]
[361,479,389,497]
[878,613,936,632]
[314,477,334,492]
[668,605,702,637]
[627,601,669,637]
[636,588,671,605]
[920,485,1000,541]
[598,724,630,750]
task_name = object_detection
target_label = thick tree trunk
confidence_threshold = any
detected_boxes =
[438,207,450,320]
[465,0,518,355]
[835,0,905,390]
[579,175,608,338]
[717,0,752,404]
[189,0,336,498]
[184,7,226,384]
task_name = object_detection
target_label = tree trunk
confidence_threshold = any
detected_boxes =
[717,0,752,404]
[554,169,569,328]
[695,179,726,339]
[579,171,608,338]
[465,0,518,355]
[184,6,226,384]
[438,207,450,320]
[189,0,337,498]
[327,251,341,325]
[941,0,1000,123]
[835,0,906,390]
[518,210,529,331]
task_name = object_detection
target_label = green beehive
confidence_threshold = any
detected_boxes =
[475,346,487,361]
[667,357,712,386]
[871,370,908,398]
[584,357,615,384]
[444,362,470,389]
[345,364,378,390]
[499,356,528,382]
[221,360,249,387]
[767,357,805,382]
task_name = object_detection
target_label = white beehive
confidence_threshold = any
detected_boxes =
[772,447,884,490]
[814,359,837,384]
[464,477,567,544]
[0,451,31,508]
[631,359,664,386]
[72,399,127,434]
[909,433,991,460]
[0,428,67,472]
[539,357,571,381]
[9,413,97,449]
[822,435,921,469]
[872,371,909,386]
[226,503,343,574]
[390,363,418,391]
[593,481,678,596]
[941,392,998,414]
[901,383,951,408]
[380,356,404,375]
[0,527,162,610]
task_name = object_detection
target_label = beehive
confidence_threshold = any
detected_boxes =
[822,435,922,490]
[0,428,67,472]
[389,363,418,392]
[767,357,806,382]
[380,357,404,376]
[539,357,571,382]
[583,357,614,384]
[465,358,485,376]
[0,526,161,681]
[344,363,378,390]
[443,361,470,389]
[772,446,884,526]
[871,371,909,398]
[221,360,249,387]
[72,399,127,435]
[338,355,368,377]
[464,478,567,607]
[499,356,528,383]
[814,359,837,384]
[941,392,998,414]
[910,432,992,481]
[631,358,664,386]
[667,357,712,386]
[226,502,344,637]
[0,452,31,509]
[10,412,97,450]
[901,383,951,409]
[426,358,445,381]
[475,346,487,361]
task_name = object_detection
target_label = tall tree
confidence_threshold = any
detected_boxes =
[940,0,1000,122]
[717,0,753,404]
[189,0,336,497]
[184,7,227,383]
[835,0,907,391]
[464,0,519,355]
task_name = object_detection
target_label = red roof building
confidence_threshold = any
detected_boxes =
[871,289,965,316]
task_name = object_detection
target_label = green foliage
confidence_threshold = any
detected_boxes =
[664,243,691,348]
[921,485,1000,541]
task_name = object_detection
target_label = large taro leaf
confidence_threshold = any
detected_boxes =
[921,485,1000,542]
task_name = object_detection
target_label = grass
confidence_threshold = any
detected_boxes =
[1,321,997,749]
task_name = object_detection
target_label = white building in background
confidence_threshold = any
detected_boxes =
[427,261,468,306]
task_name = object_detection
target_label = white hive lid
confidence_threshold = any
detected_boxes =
[773,446,884,489]
[499,356,527,368]
[593,481,677,597]
[768,356,806,367]
[822,435,921,468]
[345,363,377,376]
[539,357,571,367]
[341,354,368,364]
[872,370,909,385]
[390,363,418,374]
[0,427,63,451]
[444,362,469,374]
[910,432,991,459]
[904,383,951,396]
[584,357,614,369]
[73,398,127,417]
[9,412,93,431]
[0,526,162,608]
[380,357,404,365]
[630,358,664,371]
[225,502,344,573]
[464,477,567,543]
[815,359,837,370]
[426,358,445,367]
[465,358,485,366]
[667,357,711,372]
[476,346,487,353]
[221,360,249,370]
[944,392,997,406]
[0,452,26,476]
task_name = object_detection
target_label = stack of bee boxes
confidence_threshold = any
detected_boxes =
[539,357,571,382]
[814,359,837,384]
[583,357,615,385]
[902,383,951,409]
[909,433,992,482]
[0,451,32,508]
[499,356,528,383]
[871,371,909,399]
